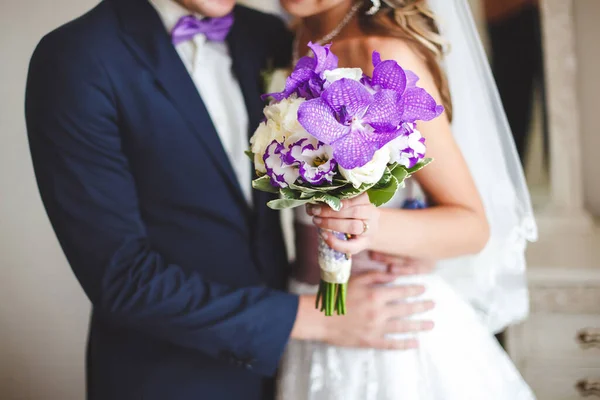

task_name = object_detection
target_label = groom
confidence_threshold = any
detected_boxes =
[25,0,434,399]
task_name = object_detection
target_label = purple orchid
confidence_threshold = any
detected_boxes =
[365,52,444,123]
[264,42,338,102]
[297,78,404,169]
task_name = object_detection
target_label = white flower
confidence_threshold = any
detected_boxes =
[250,97,307,173]
[284,132,336,185]
[263,96,306,135]
[339,146,390,188]
[264,141,300,188]
[266,68,289,94]
[388,124,426,168]
[250,122,278,174]
[323,68,363,86]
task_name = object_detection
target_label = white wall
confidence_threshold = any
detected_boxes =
[575,0,600,216]
[0,1,98,399]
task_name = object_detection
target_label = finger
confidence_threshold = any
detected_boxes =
[323,233,370,255]
[377,285,427,301]
[311,204,376,220]
[385,319,435,334]
[314,217,367,236]
[340,193,371,208]
[370,251,407,265]
[386,300,435,318]
[388,265,418,275]
[350,271,399,286]
[391,260,436,275]
[365,337,419,351]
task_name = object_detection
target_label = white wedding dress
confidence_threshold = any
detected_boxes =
[276,0,538,398]
[277,194,536,400]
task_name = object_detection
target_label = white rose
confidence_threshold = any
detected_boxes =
[339,146,390,188]
[266,68,289,94]
[250,122,279,174]
[323,68,364,85]
[264,96,306,135]
[250,97,308,174]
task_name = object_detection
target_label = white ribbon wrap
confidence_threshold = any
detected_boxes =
[317,230,352,284]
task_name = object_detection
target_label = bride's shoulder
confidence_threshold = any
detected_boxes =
[336,36,432,78]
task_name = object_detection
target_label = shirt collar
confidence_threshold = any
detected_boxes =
[148,0,205,33]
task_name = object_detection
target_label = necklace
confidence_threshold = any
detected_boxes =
[292,2,363,65]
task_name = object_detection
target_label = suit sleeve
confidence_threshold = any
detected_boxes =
[25,34,298,377]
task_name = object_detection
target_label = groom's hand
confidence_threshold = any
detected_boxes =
[291,271,434,350]
[369,251,437,276]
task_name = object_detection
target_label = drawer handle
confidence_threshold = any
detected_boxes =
[576,379,600,397]
[576,328,600,349]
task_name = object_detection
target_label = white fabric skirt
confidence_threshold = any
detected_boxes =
[277,274,536,400]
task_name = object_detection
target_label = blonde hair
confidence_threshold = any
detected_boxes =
[359,0,453,120]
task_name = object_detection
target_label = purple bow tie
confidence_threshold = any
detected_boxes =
[171,13,234,44]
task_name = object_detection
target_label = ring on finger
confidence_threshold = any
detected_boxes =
[361,220,369,235]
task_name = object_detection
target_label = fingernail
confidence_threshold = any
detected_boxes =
[422,300,435,311]
[312,206,321,216]
[413,286,426,296]
[320,231,329,240]
[313,217,322,225]
[424,321,435,330]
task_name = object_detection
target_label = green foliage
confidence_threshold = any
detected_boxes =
[252,159,434,210]
[251,175,278,194]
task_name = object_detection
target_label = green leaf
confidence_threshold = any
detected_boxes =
[367,176,399,207]
[406,158,434,175]
[390,165,409,186]
[337,182,376,199]
[251,176,278,194]
[280,186,302,200]
[372,167,393,188]
[312,193,343,211]
[289,182,345,194]
[267,198,312,210]
[299,191,315,200]
[245,149,254,162]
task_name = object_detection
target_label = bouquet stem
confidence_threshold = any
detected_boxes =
[315,281,348,316]
[316,229,352,316]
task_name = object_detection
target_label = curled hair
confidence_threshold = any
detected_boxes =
[359,0,453,120]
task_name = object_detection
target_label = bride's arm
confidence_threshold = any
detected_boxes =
[373,39,489,259]
[315,38,489,260]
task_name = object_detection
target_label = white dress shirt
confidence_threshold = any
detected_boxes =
[149,0,252,204]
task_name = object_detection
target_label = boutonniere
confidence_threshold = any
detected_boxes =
[261,57,290,95]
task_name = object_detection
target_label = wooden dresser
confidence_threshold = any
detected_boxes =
[506,228,600,399]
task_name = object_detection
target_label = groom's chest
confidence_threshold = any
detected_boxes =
[105,41,268,209]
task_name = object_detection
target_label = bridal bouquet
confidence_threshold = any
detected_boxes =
[249,42,443,316]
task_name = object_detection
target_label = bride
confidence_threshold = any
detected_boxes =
[276,0,538,399]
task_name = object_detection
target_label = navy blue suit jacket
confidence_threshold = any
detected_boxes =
[25,1,297,399]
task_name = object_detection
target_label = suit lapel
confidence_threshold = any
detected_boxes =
[226,11,282,217]
[226,14,264,145]
[111,0,251,215]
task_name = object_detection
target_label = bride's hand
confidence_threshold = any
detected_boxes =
[307,193,379,255]
[369,251,437,276]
